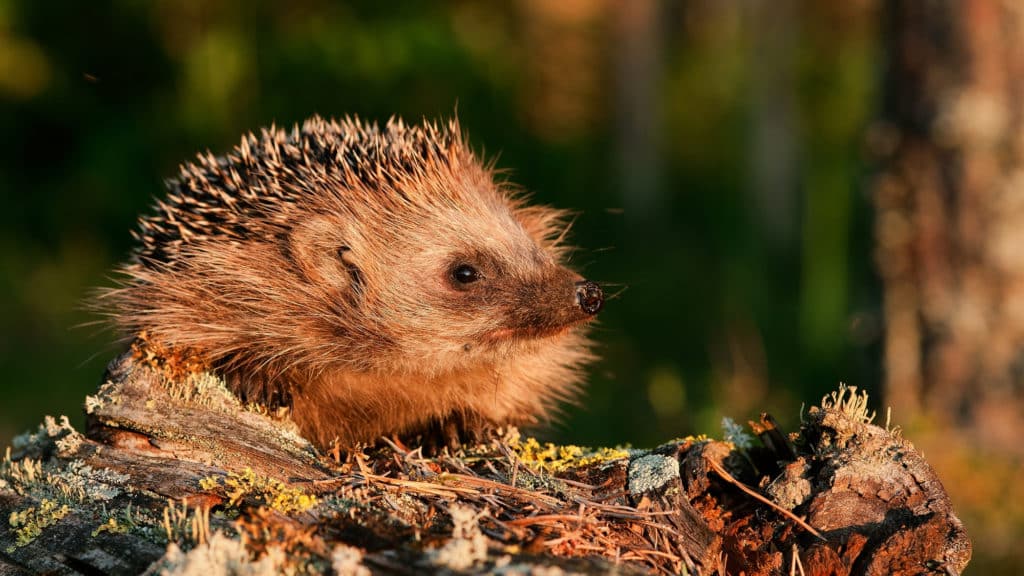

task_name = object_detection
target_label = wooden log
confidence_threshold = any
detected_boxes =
[0,354,970,575]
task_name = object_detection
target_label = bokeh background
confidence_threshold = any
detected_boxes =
[1,1,1020,572]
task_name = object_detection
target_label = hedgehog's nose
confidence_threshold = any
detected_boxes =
[575,280,604,315]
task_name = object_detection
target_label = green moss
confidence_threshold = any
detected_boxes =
[6,498,70,552]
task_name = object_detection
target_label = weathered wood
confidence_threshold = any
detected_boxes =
[87,351,331,483]
[0,354,970,575]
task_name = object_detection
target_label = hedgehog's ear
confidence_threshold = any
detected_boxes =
[288,215,363,299]
[514,204,574,261]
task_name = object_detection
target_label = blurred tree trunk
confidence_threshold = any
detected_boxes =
[876,0,1024,454]
[876,3,1024,566]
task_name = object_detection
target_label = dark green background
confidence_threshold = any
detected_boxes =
[0,2,878,449]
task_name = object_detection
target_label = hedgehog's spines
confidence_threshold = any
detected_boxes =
[131,115,473,267]
[129,114,485,275]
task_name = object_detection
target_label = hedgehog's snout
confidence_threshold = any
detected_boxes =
[575,280,604,315]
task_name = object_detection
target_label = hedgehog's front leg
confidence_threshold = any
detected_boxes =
[402,411,496,454]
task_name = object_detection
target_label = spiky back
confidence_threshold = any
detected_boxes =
[134,116,464,267]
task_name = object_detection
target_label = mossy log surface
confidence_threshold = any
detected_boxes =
[0,353,970,575]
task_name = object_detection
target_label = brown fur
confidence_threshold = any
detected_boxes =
[97,115,600,449]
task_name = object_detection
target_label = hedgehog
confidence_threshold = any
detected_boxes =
[98,115,604,450]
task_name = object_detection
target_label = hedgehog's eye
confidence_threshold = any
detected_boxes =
[452,264,480,285]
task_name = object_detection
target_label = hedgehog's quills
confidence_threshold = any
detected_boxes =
[98,115,603,450]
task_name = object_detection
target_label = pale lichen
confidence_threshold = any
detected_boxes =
[429,504,489,570]
[63,461,129,500]
[161,499,212,547]
[331,544,371,576]
[84,380,121,415]
[819,383,875,424]
[721,417,753,451]
[2,456,44,489]
[163,372,240,410]
[1,449,127,504]
[148,532,284,576]
[627,454,680,495]
[11,415,83,458]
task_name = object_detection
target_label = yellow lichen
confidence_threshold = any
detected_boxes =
[245,402,270,416]
[669,434,709,445]
[6,498,70,551]
[514,437,629,473]
[91,516,129,537]
[202,468,316,515]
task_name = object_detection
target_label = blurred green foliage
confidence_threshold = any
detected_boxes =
[0,1,879,452]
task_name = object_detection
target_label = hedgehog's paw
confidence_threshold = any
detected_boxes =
[400,411,497,455]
